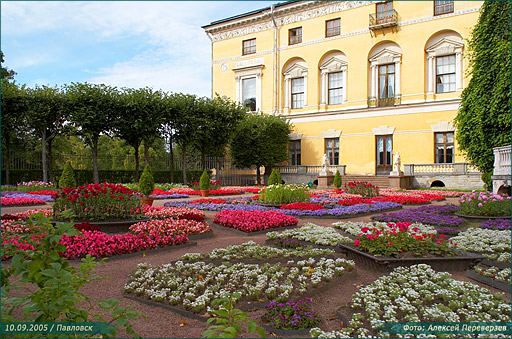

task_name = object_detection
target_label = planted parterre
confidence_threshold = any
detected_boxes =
[267,223,352,247]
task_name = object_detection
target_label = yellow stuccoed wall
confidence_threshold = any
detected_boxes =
[207,1,483,175]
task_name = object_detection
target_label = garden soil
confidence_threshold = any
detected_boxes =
[2,196,509,338]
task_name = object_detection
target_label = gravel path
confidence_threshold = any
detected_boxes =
[2,196,508,338]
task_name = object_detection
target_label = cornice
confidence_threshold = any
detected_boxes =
[205,1,374,42]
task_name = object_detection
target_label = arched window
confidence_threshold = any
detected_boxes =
[283,59,308,109]
[368,42,402,107]
[319,51,348,106]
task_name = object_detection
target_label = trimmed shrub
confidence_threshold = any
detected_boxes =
[58,163,76,188]
[138,164,155,196]
[199,169,210,190]
[333,169,342,189]
[481,172,492,191]
[267,169,278,186]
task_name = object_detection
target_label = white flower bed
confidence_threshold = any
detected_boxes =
[125,257,355,314]
[310,264,511,338]
[448,228,511,253]
[179,241,334,261]
[474,266,511,285]
[332,221,436,237]
[483,252,511,264]
[267,223,351,246]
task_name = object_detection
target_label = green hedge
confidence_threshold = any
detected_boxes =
[2,169,206,186]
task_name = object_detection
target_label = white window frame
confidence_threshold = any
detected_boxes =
[319,56,347,106]
[369,48,402,104]
[234,61,263,111]
[426,38,463,94]
[283,62,308,109]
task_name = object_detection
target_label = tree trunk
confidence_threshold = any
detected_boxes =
[182,143,187,184]
[256,166,261,185]
[134,144,140,182]
[214,155,219,183]
[4,132,11,185]
[92,136,100,183]
[47,138,54,183]
[169,136,175,183]
[41,130,48,183]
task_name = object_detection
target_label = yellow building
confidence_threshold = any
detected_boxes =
[203,0,485,189]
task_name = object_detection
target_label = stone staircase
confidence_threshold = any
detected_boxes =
[341,175,391,188]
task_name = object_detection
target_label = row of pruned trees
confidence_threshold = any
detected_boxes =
[1,79,293,185]
[1,81,249,184]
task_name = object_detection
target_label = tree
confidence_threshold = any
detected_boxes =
[114,87,164,181]
[1,51,16,81]
[1,80,28,184]
[25,85,69,183]
[65,82,119,183]
[454,1,511,173]
[230,114,292,184]
[58,162,76,188]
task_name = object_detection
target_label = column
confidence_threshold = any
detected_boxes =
[427,55,435,94]
[395,60,401,98]
[256,73,262,111]
[456,51,463,91]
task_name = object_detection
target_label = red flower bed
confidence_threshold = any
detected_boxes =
[189,198,227,204]
[417,193,446,201]
[188,189,244,195]
[244,187,264,193]
[1,197,46,206]
[74,222,101,232]
[190,180,221,186]
[337,197,376,206]
[372,196,430,205]
[0,209,52,221]
[141,205,205,222]
[280,202,326,211]
[129,218,210,237]
[213,210,298,233]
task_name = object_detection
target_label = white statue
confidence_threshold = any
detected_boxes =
[393,152,401,173]
[322,153,330,171]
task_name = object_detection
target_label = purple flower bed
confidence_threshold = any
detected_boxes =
[371,209,465,227]
[164,200,273,211]
[481,219,511,230]
[280,201,401,217]
[435,228,463,235]
[1,192,54,202]
[412,204,460,214]
[263,298,321,330]
[149,193,189,199]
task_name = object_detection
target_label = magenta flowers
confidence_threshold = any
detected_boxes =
[213,210,298,233]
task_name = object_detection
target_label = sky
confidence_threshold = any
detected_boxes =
[1,1,278,97]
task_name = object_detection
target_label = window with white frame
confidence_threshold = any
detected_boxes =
[283,59,308,110]
[319,51,347,106]
[233,57,264,112]
[289,140,301,165]
[242,77,256,111]
[425,31,464,95]
[436,54,456,93]
[368,42,402,107]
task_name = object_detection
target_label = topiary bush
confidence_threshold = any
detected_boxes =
[333,169,342,189]
[199,169,210,191]
[268,169,280,186]
[138,164,155,196]
[59,162,76,188]
[481,172,493,191]
[275,169,282,185]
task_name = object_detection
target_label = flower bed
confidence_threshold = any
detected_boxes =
[16,181,55,192]
[481,218,511,230]
[1,208,53,221]
[129,218,210,237]
[371,206,465,228]
[280,201,402,218]
[178,241,334,262]
[263,297,321,330]
[344,181,379,198]
[267,223,352,247]
[149,188,189,199]
[27,190,58,195]
[188,188,244,195]
[459,191,511,217]
[189,198,226,205]
[310,264,511,338]
[473,265,511,285]
[213,210,298,233]
[333,221,437,237]
[52,183,143,222]
[258,184,310,204]
[124,257,355,314]
[448,228,511,254]
[1,197,46,206]
[141,205,205,222]
[280,202,325,211]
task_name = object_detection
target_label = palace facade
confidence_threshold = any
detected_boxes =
[203,1,484,188]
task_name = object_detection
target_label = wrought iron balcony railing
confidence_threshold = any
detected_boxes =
[369,9,398,30]
[368,95,401,107]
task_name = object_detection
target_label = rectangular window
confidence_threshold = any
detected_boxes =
[242,77,256,111]
[376,135,393,174]
[325,18,340,37]
[435,132,454,163]
[378,64,395,105]
[291,77,304,109]
[289,27,302,45]
[436,55,456,93]
[376,1,393,24]
[434,0,454,15]
[289,140,301,166]
[325,138,339,166]
[328,72,344,105]
[242,38,256,55]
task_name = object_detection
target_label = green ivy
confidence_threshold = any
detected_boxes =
[455,1,511,172]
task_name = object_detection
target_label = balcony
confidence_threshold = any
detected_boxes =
[369,9,398,31]
[368,95,401,107]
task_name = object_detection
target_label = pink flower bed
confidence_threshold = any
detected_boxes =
[166,187,195,194]
[1,208,53,221]
[1,219,41,234]
[141,205,205,222]
[28,190,58,195]
[213,210,298,233]
[189,198,227,204]
[379,189,446,201]
[280,202,326,211]
[1,197,46,206]
[329,193,362,199]
[2,231,188,260]
[188,189,244,195]
[129,218,210,237]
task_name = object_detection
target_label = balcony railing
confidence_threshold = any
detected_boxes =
[368,95,401,107]
[274,165,346,175]
[404,163,482,176]
[369,9,398,30]
[493,145,511,176]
